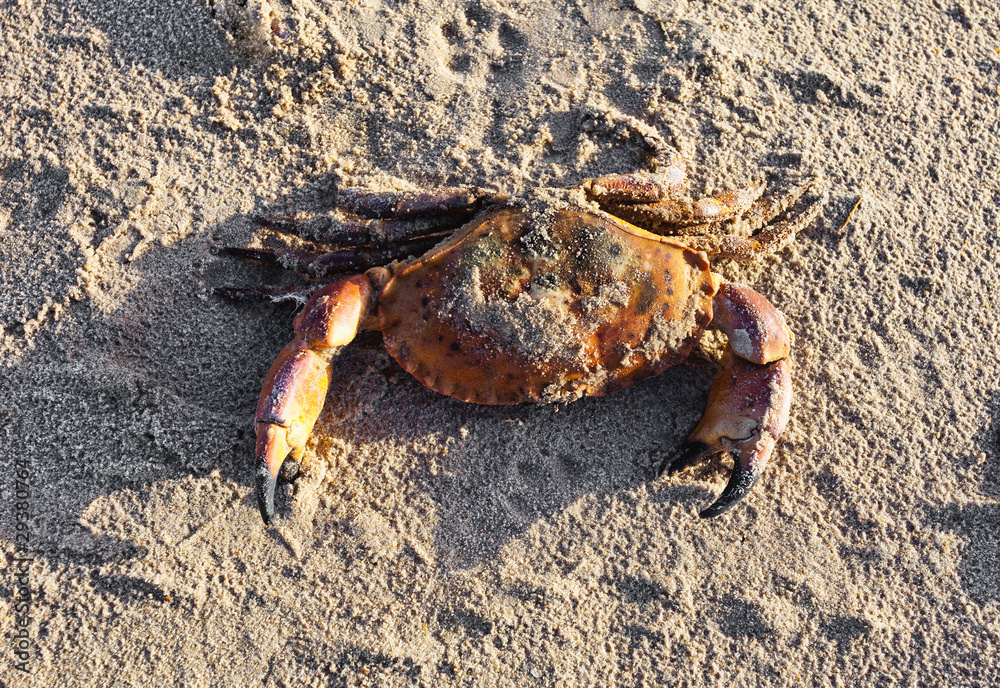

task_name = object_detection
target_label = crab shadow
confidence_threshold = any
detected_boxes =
[3,200,723,584]
[72,0,241,79]
[926,390,1000,605]
[308,334,718,571]
[0,213,273,557]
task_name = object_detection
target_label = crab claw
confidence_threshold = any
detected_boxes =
[666,282,793,517]
[254,275,375,524]
[682,349,792,518]
[255,343,332,524]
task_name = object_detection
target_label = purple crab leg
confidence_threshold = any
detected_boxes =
[336,186,501,220]
[256,213,467,246]
[580,164,688,204]
[605,182,766,230]
[224,235,443,279]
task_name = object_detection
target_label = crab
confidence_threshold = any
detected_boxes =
[222,157,821,524]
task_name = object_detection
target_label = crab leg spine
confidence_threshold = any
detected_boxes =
[255,274,377,524]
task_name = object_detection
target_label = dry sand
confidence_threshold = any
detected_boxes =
[2,0,999,685]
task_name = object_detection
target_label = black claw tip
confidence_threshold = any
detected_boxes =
[277,457,300,484]
[660,441,712,476]
[256,470,277,526]
[699,459,763,519]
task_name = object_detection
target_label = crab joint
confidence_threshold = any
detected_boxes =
[254,275,375,524]
[710,282,791,365]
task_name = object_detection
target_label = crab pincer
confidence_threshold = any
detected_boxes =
[254,275,377,523]
[663,283,794,517]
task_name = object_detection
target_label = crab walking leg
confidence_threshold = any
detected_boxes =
[674,177,815,237]
[225,234,442,279]
[254,274,378,524]
[603,182,766,230]
[580,164,688,204]
[667,283,793,517]
[730,177,814,234]
[256,213,467,246]
[669,199,824,260]
[336,186,502,219]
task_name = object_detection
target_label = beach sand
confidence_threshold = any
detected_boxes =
[1,0,999,685]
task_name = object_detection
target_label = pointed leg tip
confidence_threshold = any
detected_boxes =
[256,465,277,524]
[698,499,739,519]
[224,246,278,264]
[277,457,300,484]
[254,214,301,234]
[698,460,764,519]
[660,441,712,477]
